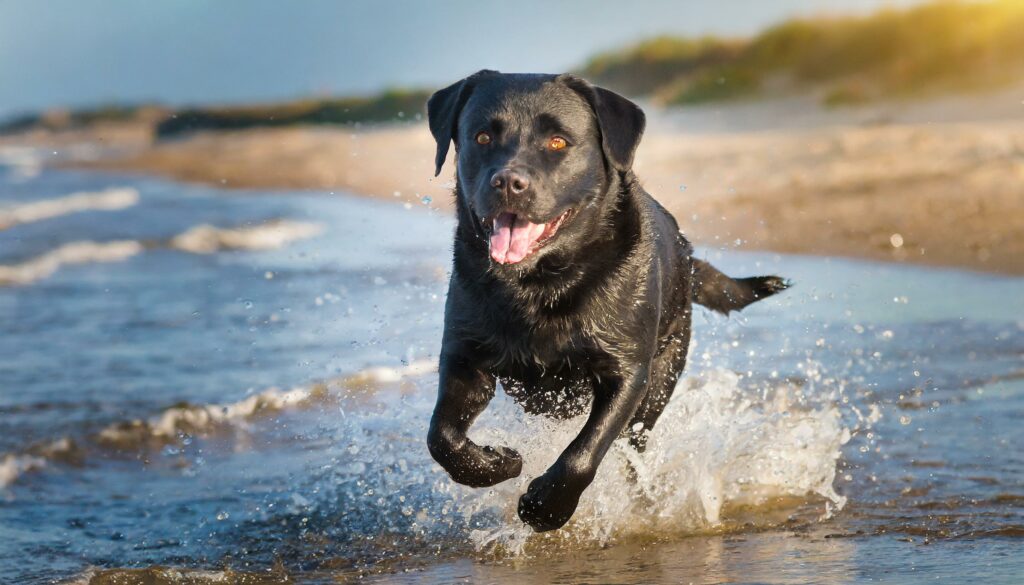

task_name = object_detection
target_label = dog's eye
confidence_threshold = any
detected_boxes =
[475,131,492,145]
[547,136,567,151]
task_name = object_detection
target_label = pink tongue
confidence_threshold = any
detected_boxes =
[489,212,546,264]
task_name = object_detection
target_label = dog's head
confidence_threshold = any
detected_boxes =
[428,71,645,267]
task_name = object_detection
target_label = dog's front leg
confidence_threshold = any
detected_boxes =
[427,354,522,487]
[517,362,651,531]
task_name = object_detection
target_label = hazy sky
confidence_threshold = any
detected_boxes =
[0,0,926,116]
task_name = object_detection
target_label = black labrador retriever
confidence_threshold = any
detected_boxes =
[425,70,788,532]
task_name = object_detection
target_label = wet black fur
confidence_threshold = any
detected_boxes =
[425,71,789,532]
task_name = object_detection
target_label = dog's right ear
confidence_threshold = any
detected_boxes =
[427,70,496,177]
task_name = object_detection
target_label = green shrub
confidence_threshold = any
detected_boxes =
[822,84,871,108]
[666,66,762,104]
[581,0,1024,104]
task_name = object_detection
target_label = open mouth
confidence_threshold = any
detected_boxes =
[487,209,573,265]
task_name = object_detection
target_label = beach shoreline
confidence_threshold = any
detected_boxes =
[6,95,1023,276]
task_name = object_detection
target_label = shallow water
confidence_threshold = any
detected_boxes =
[0,153,1021,583]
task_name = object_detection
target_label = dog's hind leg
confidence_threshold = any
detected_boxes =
[691,259,790,316]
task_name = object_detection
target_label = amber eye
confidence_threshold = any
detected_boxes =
[475,131,492,145]
[548,136,567,151]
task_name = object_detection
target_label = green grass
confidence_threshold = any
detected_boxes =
[579,0,1024,105]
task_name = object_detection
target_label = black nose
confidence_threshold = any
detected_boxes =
[490,168,530,195]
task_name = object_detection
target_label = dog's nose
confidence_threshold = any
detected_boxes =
[490,168,530,195]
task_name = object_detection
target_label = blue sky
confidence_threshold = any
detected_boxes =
[0,0,925,116]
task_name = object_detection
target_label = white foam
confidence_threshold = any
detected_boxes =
[447,369,849,552]
[0,240,143,286]
[65,568,231,585]
[0,454,47,488]
[0,218,325,286]
[98,359,433,445]
[0,187,139,230]
[169,220,324,254]
[97,385,316,446]
[0,146,45,181]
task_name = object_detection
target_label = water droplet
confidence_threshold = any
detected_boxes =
[216,511,230,521]
[421,196,432,205]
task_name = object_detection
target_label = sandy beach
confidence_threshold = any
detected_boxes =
[9,92,1024,276]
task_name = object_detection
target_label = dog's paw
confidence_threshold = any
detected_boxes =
[447,444,522,488]
[517,472,582,532]
[748,275,792,298]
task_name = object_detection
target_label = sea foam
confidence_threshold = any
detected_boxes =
[0,219,324,286]
[0,240,144,286]
[169,220,324,254]
[0,187,139,230]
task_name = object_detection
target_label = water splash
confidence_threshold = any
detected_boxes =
[457,369,849,553]
[309,365,853,559]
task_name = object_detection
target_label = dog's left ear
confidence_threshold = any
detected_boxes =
[559,74,646,172]
[427,69,497,177]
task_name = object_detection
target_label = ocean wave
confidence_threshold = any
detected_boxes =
[0,219,324,286]
[0,187,139,230]
[0,145,45,181]
[169,219,324,254]
[0,240,144,286]
[0,360,436,488]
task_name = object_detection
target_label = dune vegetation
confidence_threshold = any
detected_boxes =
[580,0,1024,106]
[153,89,431,138]
[0,90,432,138]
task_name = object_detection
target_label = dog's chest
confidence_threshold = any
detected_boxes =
[487,314,586,368]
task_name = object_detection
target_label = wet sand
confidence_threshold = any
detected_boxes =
[10,95,1024,276]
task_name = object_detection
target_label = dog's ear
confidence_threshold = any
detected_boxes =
[559,74,646,172]
[427,69,497,177]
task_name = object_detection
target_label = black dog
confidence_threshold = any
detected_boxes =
[425,70,788,532]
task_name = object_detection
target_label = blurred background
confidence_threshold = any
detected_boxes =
[1,1,1022,583]
[3,0,1022,272]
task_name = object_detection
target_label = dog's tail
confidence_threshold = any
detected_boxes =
[691,259,791,315]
